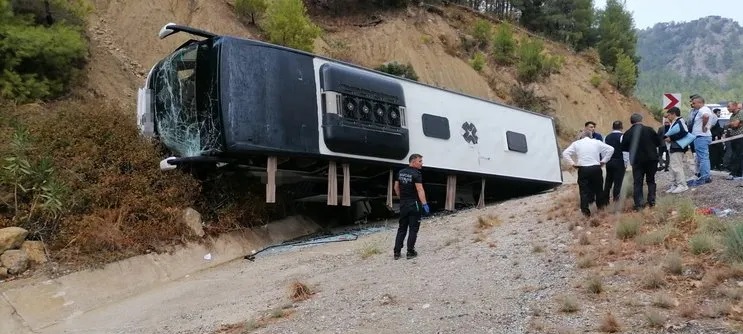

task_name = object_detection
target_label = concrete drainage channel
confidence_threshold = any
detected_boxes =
[0,214,328,334]
[0,200,520,333]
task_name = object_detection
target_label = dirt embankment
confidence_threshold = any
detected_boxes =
[83,1,656,140]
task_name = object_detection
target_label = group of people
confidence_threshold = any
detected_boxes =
[562,95,743,216]
[392,95,743,258]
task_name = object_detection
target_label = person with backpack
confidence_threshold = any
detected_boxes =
[663,107,694,193]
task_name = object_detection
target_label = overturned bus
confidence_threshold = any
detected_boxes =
[136,23,563,218]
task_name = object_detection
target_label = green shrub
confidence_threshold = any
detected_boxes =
[261,0,321,52]
[543,54,564,75]
[611,52,637,96]
[235,0,268,25]
[470,51,486,72]
[376,61,419,81]
[515,37,560,84]
[590,74,602,87]
[492,24,516,65]
[510,84,554,115]
[0,9,88,102]
[471,19,492,48]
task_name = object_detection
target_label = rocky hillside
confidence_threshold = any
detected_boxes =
[82,0,655,143]
[635,16,743,106]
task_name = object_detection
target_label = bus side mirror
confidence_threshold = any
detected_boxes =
[159,22,178,39]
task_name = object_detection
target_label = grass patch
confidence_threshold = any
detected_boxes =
[557,294,580,313]
[676,197,696,223]
[476,214,502,230]
[699,216,727,235]
[720,287,743,301]
[652,293,675,309]
[663,251,683,275]
[636,226,672,246]
[358,241,382,259]
[616,215,641,240]
[289,281,313,302]
[577,256,595,269]
[586,275,603,294]
[641,268,666,289]
[644,310,666,328]
[689,233,715,255]
[724,222,743,263]
[678,303,697,318]
[599,312,620,332]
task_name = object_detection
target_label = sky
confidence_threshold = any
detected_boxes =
[593,0,743,30]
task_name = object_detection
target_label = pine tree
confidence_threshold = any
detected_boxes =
[261,0,322,52]
[596,0,638,71]
[235,0,268,25]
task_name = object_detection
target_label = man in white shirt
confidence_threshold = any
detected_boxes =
[562,130,615,217]
[687,96,716,186]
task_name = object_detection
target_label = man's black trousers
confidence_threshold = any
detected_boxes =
[603,161,625,202]
[394,202,421,254]
[577,165,605,216]
[729,138,743,177]
[632,160,658,209]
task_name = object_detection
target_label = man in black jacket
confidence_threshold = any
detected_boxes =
[603,120,628,203]
[621,113,662,210]
[393,153,429,260]
[710,108,724,171]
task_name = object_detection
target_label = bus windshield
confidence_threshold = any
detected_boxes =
[152,42,209,157]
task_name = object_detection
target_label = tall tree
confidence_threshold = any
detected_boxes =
[596,0,638,71]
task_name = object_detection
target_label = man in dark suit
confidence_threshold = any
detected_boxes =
[603,120,628,203]
[621,113,662,210]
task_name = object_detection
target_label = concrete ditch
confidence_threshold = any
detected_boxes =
[0,215,322,333]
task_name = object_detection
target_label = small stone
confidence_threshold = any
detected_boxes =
[1,250,29,275]
[0,267,8,279]
[21,241,47,265]
[0,227,28,253]
[180,208,204,237]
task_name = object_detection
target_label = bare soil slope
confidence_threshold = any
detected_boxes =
[83,1,656,139]
[82,0,257,107]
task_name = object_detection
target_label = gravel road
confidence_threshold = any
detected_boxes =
[244,189,579,334]
[39,174,742,334]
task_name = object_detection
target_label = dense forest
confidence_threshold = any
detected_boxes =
[635,15,743,107]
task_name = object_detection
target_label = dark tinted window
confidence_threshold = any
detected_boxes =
[421,114,450,140]
[506,131,527,153]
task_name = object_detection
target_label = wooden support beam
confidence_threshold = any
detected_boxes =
[477,178,485,209]
[445,175,456,211]
[342,163,350,207]
[327,161,337,206]
[386,169,394,209]
[266,156,277,203]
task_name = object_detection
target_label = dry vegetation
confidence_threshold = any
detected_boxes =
[213,280,315,334]
[0,100,275,271]
[545,184,743,330]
